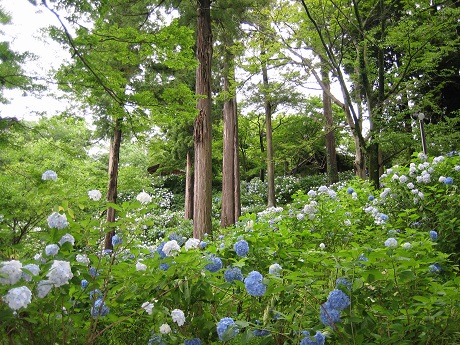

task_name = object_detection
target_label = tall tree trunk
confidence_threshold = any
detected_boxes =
[104,117,122,250]
[261,51,276,208]
[321,60,338,185]
[184,150,193,220]
[193,0,213,240]
[259,129,265,182]
[221,70,235,227]
[234,100,241,222]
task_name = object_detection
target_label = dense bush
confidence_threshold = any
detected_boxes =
[1,154,460,345]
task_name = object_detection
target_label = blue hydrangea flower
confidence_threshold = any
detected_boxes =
[169,232,185,246]
[234,240,249,257]
[320,302,341,327]
[327,289,350,310]
[300,331,325,345]
[89,266,100,277]
[89,289,102,300]
[429,263,441,273]
[91,298,109,317]
[112,234,123,246]
[429,230,438,240]
[336,278,352,290]
[159,263,170,271]
[244,271,267,296]
[380,214,389,222]
[347,187,354,194]
[157,242,167,259]
[253,320,270,337]
[184,338,202,345]
[205,256,223,272]
[358,253,368,267]
[199,241,207,249]
[368,195,374,201]
[253,328,270,337]
[81,279,89,289]
[216,317,239,341]
[224,267,244,283]
[148,334,165,345]
[444,177,453,185]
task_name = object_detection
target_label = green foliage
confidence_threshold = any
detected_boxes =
[1,155,460,344]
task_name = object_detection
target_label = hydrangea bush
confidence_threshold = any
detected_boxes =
[1,154,460,344]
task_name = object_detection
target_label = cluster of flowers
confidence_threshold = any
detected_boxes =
[319,288,351,327]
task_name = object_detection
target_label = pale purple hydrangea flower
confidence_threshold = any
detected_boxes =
[3,286,32,310]
[47,212,69,229]
[45,244,60,256]
[58,233,75,246]
[0,260,23,285]
[46,260,73,287]
[22,263,40,282]
[171,309,186,326]
[42,170,57,181]
[384,237,398,248]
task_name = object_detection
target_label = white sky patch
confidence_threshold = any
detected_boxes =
[1,0,70,120]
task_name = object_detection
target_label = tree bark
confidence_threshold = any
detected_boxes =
[104,117,122,250]
[193,0,213,240]
[234,102,241,222]
[321,60,339,185]
[184,149,193,220]
[221,68,236,227]
[261,51,276,208]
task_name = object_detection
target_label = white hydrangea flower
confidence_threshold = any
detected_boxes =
[59,234,75,246]
[392,174,399,181]
[162,240,180,257]
[296,213,305,221]
[439,176,446,183]
[328,189,337,198]
[0,260,23,285]
[184,238,200,251]
[47,212,69,229]
[269,263,282,275]
[136,190,152,204]
[41,170,57,181]
[171,309,186,326]
[384,238,398,248]
[319,243,326,249]
[159,323,171,334]
[352,192,358,200]
[454,165,460,172]
[46,260,73,287]
[3,286,32,310]
[141,301,154,315]
[402,242,412,249]
[344,219,352,226]
[45,244,60,256]
[76,254,90,264]
[88,189,102,201]
[36,280,53,298]
[136,262,147,271]
[407,182,414,189]
[22,264,40,282]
